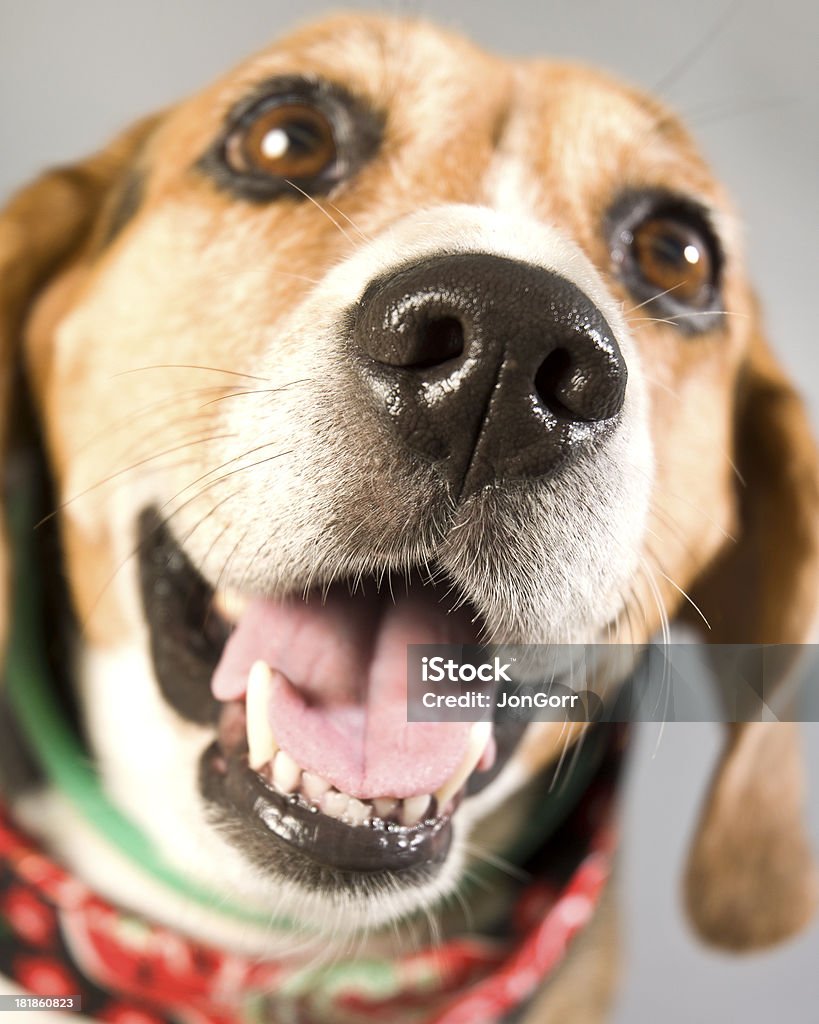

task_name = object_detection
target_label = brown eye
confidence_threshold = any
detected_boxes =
[202,77,382,203]
[226,103,338,181]
[630,217,713,306]
[607,192,723,332]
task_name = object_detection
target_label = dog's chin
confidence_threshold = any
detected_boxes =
[137,508,540,903]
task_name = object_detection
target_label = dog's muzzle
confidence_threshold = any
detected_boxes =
[141,256,634,891]
[353,254,628,495]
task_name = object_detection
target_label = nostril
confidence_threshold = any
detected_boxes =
[407,316,465,370]
[355,255,628,490]
[534,347,574,418]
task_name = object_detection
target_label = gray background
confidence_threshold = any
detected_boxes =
[2,1,818,1020]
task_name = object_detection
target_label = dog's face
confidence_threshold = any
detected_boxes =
[3,14,818,945]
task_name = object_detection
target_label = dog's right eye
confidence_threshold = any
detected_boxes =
[199,77,383,203]
[225,103,337,182]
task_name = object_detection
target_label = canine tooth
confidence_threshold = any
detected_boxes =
[345,798,372,826]
[401,794,431,827]
[373,797,398,819]
[320,790,350,821]
[246,661,278,770]
[272,750,301,794]
[302,771,331,801]
[434,721,493,809]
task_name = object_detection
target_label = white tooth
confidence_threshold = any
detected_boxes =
[401,794,431,827]
[373,798,398,819]
[214,587,249,622]
[302,771,332,801]
[345,798,371,826]
[434,721,493,809]
[272,750,301,794]
[320,790,350,821]
[246,661,278,770]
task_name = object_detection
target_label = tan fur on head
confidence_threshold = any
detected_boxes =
[0,11,816,956]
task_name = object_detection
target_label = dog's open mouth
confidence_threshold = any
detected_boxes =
[139,510,515,882]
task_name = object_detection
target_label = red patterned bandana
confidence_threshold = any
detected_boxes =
[0,737,622,1024]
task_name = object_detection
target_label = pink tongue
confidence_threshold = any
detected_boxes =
[211,587,475,799]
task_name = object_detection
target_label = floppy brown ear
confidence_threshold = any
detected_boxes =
[0,116,159,653]
[684,316,819,950]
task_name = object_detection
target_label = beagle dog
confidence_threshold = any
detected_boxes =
[0,12,817,1023]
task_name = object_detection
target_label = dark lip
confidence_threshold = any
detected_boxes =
[200,741,454,877]
[138,506,528,881]
[138,508,228,726]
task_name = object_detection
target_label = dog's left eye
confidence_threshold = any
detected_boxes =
[608,191,723,331]
[226,103,338,181]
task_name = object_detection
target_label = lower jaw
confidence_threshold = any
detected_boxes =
[198,684,529,882]
[199,742,455,882]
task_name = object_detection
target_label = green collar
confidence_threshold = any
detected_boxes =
[4,483,283,926]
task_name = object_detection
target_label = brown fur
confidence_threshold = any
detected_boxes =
[682,310,819,948]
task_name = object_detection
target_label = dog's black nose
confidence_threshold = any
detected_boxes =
[353,254,627,496]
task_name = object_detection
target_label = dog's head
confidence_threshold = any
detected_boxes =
[1,14,817,949]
